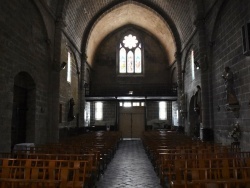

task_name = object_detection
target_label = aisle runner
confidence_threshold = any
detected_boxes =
[96,140,162,188]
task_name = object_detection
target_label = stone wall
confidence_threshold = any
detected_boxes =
[91,25,171,96]
[59,34,80,128]
[210,0,250,150]
[0,1,51,151]
[179,0,250,149]
[182,44,201,136]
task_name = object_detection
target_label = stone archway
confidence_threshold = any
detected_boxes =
[11,72,36,150]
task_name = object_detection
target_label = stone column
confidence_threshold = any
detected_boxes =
[79,53,87,128]
[175,52,184,130]
[194,18,212,141]
[0,78,13,152]
[48,18,66,142]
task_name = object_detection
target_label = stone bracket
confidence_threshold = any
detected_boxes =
[180,110,187,118]
[224,104,240,118]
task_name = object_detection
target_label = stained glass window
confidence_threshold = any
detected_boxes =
[127,51,134,73]
[123,34,138,49]
[135,48,141,73]
[119,48,126,73]
[119,34,142,74]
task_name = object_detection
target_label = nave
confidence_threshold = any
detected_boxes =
[96,140,162,188]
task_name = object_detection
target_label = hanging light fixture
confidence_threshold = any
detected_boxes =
[60,62,67,70]
[194,61,200,70]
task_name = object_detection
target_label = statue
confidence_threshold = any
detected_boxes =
[194,85,202,118]
[228,122,241,142]
[68,98,75,122]
[222,66,239,105]
[180,91,186,110]
[179,91,187,118]
[193,85,202,137]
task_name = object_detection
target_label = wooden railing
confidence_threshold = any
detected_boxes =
[87,83,177,97]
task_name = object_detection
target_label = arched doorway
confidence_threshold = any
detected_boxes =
[11,72,36,150]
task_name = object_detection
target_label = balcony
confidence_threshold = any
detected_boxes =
[85,83,177,101]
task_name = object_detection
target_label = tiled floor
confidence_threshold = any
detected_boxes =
[96,140,162,188]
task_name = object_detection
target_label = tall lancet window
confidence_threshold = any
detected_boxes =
[191,50,195,81]
[119,34,142,74]
[67,52,71,83]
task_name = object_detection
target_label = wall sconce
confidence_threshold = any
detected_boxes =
[60,62,67,70]
[194,61,200,70]
[195,55,208,71]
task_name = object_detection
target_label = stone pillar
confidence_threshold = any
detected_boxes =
[48,18,66,142]
[194,18,213,141]
[79,53,87,128]
[175,52,184,129]
[0,79,13,152]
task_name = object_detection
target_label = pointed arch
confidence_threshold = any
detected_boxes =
[81,1,181,67]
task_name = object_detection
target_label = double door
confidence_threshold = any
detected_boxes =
[119,107,145,139]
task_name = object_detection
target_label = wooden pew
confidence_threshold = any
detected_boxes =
[0,158,89,188]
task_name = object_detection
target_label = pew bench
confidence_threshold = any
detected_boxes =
[0,158,89,188]
[170,166,250,188]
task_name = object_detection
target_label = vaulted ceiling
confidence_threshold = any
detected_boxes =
[45,0,197,66]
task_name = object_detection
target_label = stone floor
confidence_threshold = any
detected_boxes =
[96,140,162,188]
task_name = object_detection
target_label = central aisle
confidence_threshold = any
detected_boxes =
[96,140,162,188]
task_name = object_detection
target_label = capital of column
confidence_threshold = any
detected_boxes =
[51,59,61,72]
[193,17,205,29]
[55,17,66,29]
[83,52,88,62]
[174,51,182,62]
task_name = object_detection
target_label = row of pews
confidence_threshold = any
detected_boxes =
[0,131,122,188]
[142,130,250,188]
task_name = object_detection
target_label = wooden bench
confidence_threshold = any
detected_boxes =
[171,166,250,188]
[0,158,89,188]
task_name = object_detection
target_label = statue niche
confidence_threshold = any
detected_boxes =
[222,66,240,118]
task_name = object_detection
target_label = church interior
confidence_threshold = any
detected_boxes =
[1,0,250,187]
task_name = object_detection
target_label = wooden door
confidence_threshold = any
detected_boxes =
[119,107,145,139]
[119,113,132,138]
[131,113,144,138]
